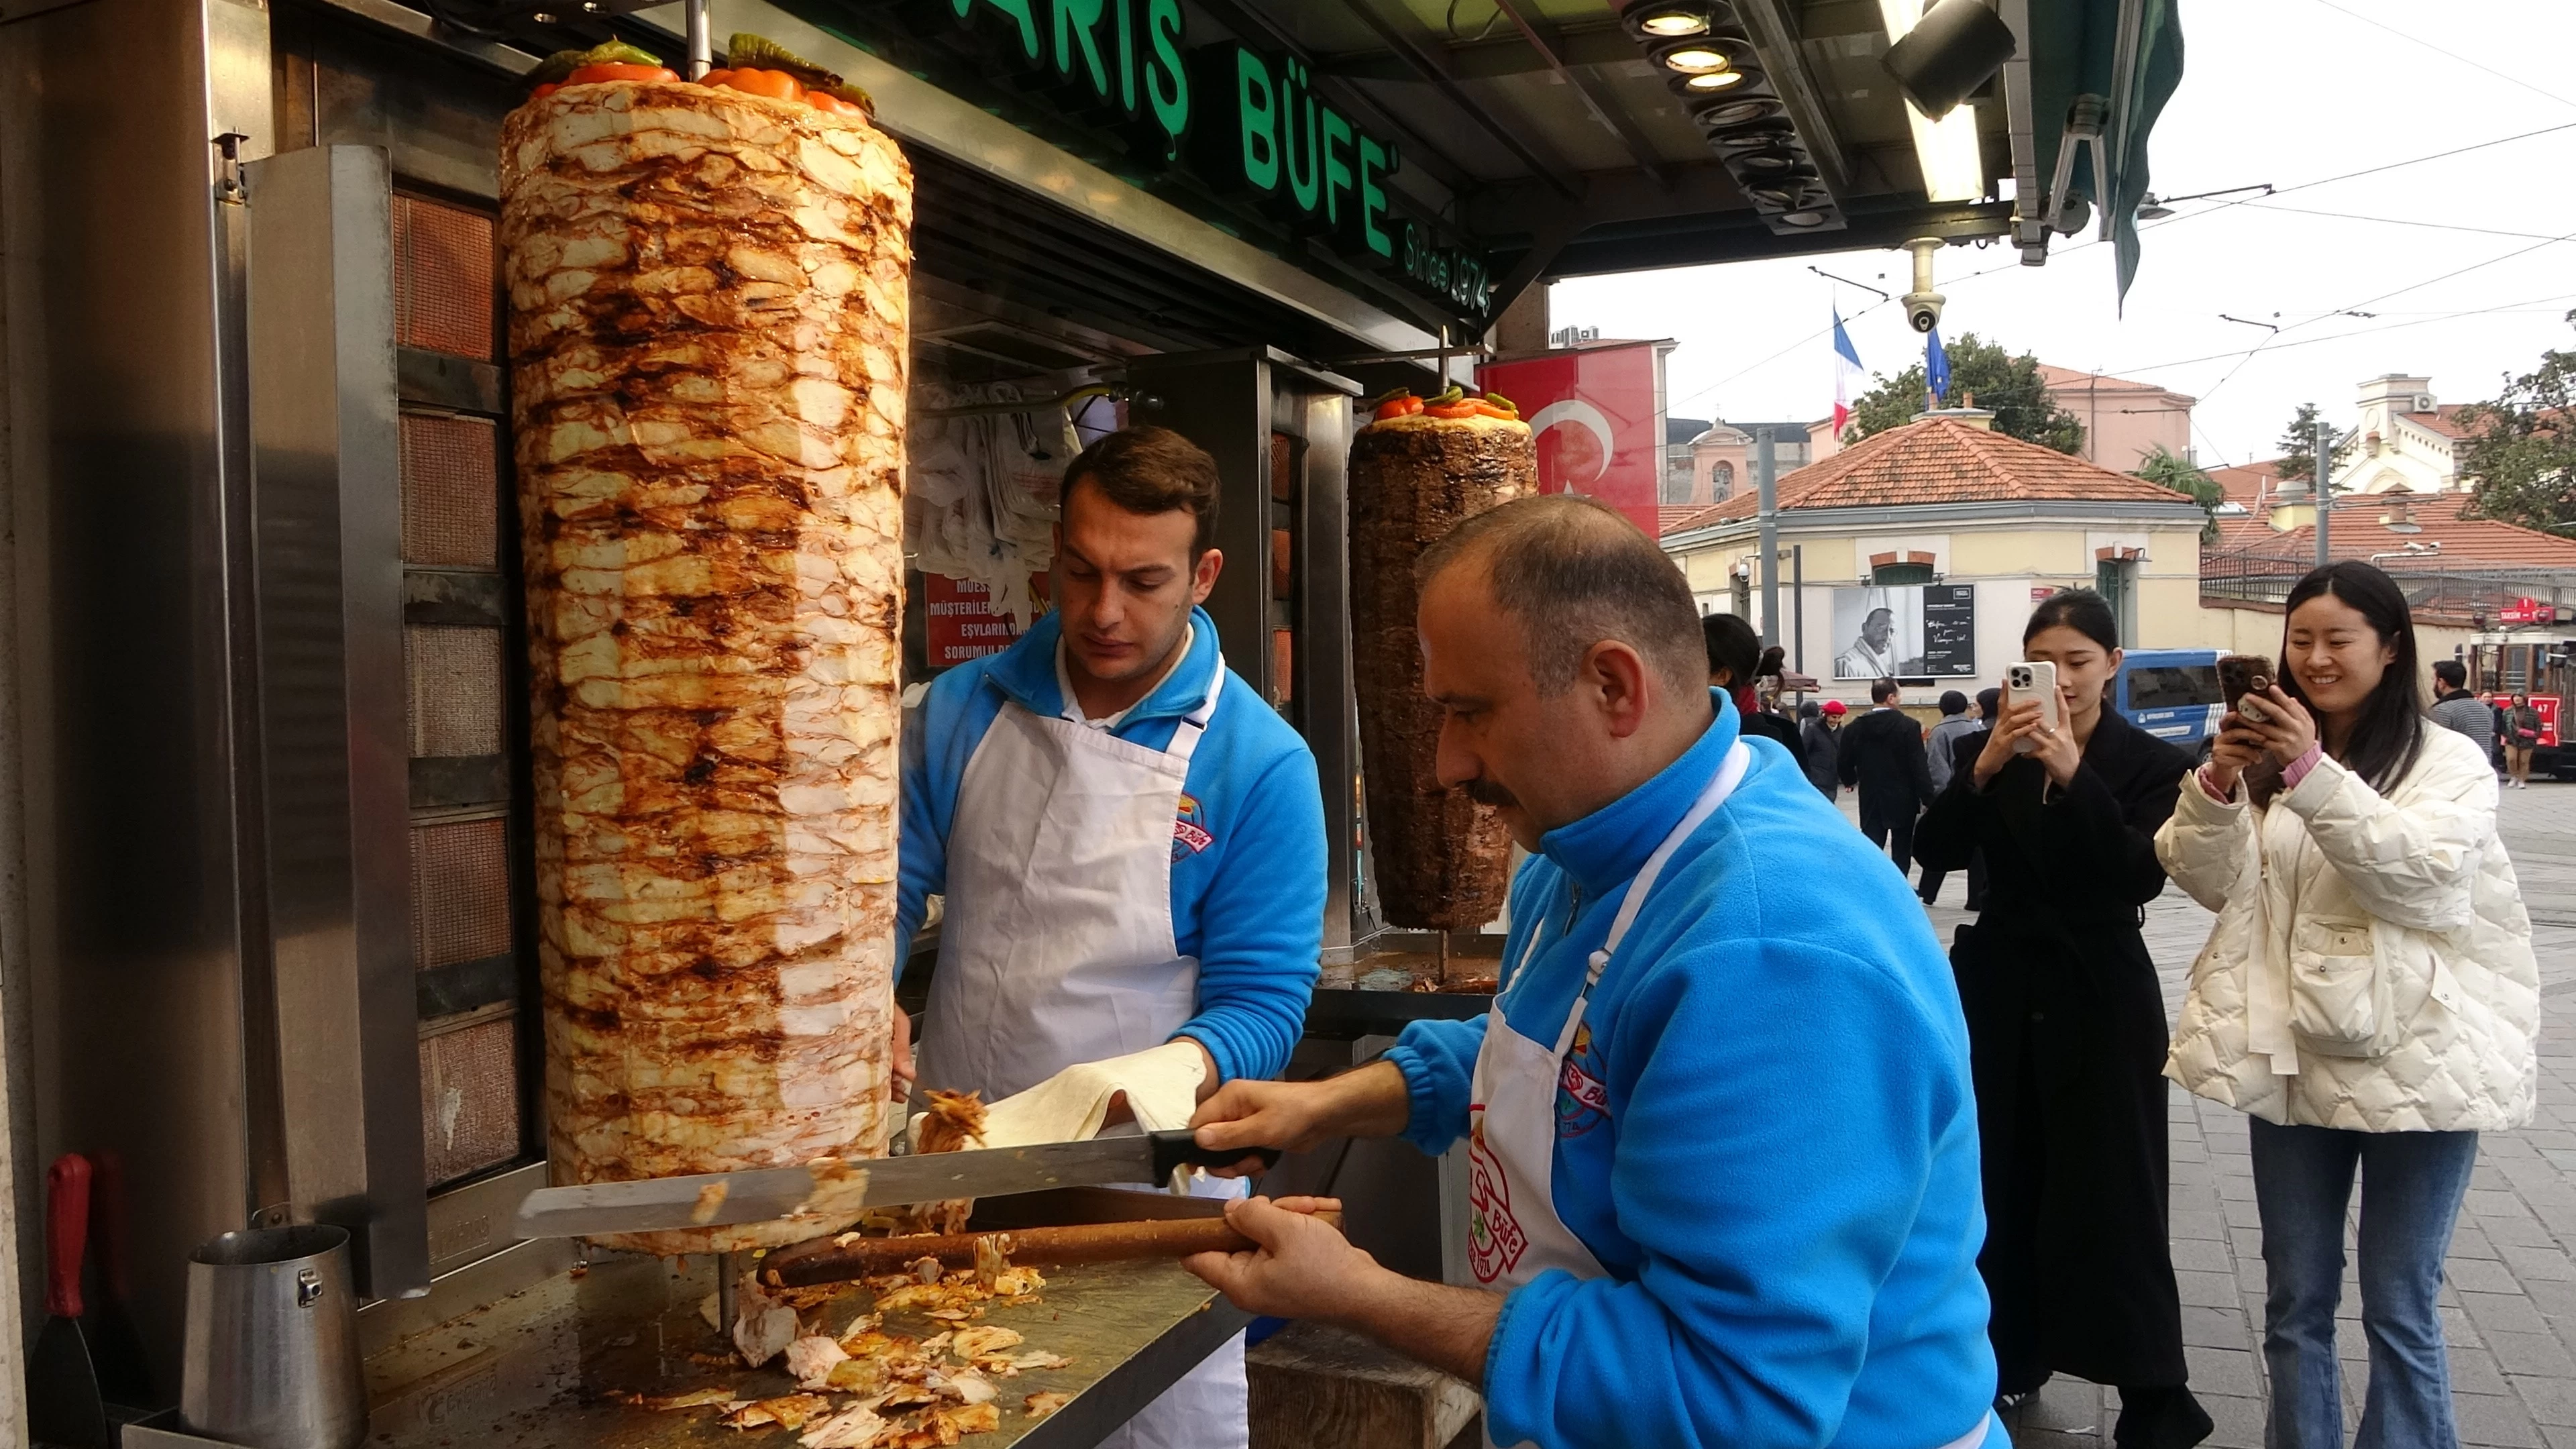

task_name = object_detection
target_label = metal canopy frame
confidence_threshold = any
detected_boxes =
[1329,0,1583,199]
[1485,0,1669,185]
[338,0,2180,335]
[1252,0,2182,321]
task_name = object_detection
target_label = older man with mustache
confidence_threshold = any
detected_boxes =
[1181,495,2002,1449]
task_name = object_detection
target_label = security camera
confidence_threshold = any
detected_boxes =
[1900,237,1945,333]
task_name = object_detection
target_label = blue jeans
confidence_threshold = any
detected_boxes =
[2249,1118,2480,1449]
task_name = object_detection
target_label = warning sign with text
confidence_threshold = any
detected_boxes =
[925,574,1043,668]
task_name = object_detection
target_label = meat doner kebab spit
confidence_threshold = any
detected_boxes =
[502,38,912,1258]
[1348,387,1534,934]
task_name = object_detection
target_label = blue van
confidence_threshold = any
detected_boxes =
[2116,648,2228,755]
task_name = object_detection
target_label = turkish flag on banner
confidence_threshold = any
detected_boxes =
[1478,342,1664,536]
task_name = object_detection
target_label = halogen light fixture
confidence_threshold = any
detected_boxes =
[1625,1,1845,235]
[1633,5,1710,36]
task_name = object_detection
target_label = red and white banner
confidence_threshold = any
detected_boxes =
[1479,342,1663,537]
[2502,596,2553,625]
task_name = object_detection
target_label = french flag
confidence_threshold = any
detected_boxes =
[1831,309,1863,436]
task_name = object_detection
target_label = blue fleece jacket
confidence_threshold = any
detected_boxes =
[1388,697,2002,1449]
[895,608,1325,1084]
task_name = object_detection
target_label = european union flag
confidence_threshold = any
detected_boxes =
[1925,326,1951,407]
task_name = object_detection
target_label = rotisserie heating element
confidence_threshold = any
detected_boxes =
[501,77,914,1254]
[1348,411,1534,931]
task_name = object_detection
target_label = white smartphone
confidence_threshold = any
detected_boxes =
[2006,661,2061,754]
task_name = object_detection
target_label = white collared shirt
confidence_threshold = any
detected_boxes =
[1055,623,1194,731]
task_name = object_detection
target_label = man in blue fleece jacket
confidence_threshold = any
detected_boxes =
[1185,496,2002,1449]
[895,426,1325,1449]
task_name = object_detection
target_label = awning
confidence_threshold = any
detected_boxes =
[1193,0,2192,313]
[2017,0,2188,303]
[414,0,2187,339]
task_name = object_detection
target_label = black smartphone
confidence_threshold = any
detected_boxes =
[2218,654,2273,724]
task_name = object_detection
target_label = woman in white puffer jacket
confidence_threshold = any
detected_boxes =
[2157,561,2537,1449]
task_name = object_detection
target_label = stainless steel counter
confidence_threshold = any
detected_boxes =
[359,1248,1248,1449]
[1303,933,1502,1039]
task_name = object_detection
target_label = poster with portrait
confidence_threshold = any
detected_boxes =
[1830,584,1976,680]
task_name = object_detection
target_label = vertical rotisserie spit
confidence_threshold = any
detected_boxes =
[1348,390,1534,932]
[501,53,912,1254]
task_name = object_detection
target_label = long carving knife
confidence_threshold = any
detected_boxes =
[510,1131,1278,1240]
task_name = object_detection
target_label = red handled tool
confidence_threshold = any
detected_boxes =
[30,1152,110,1448]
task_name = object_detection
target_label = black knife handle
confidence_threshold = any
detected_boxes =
[1149,1129,1280,1178]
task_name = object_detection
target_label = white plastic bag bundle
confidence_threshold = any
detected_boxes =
[906,382,1075,625]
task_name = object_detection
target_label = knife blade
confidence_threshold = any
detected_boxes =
[510,1130,1279,1240]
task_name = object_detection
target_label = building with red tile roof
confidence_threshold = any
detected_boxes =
[2208,491,2576,571]
[2035,364,2197,472]
[1659,412,2208,701]
[1661,413,2199,534]
[2209,458,2287,513]
[2202,492,2576,632]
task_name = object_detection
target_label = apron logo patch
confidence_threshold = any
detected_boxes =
[1465,1112,1528,1283]
[1556,1022,1609,1136]
[1171,792,1214,861]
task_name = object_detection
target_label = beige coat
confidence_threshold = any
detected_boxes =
[2156,724,2538,1132]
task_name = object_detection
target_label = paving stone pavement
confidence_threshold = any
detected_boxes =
[1854,777,2576,1446]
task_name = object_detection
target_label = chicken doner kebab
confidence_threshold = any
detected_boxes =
[501,37,910,1256]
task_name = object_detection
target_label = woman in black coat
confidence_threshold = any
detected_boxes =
[1915,591,2208,1449]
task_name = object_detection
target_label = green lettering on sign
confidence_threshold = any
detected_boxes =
[936,0,1491,317]
[1053,0,1107,93]
[1146,0,1187,147]
[1234,46,1278,192]
[1320,106,1353,227]
[1115,0,1136,111]
[1356,133,1393,260]
[1283,64,1320,213]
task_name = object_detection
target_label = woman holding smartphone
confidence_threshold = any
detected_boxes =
[2159,562,2536,1449]
[1916,590,2210,1447]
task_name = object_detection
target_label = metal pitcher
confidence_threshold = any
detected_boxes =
[180,1226,367,1449]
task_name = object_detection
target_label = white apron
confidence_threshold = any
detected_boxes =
[1464,741,1990,1449]
[914,652,1246,1449]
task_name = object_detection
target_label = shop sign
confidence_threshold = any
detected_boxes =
[947,0,1493,318]
[1479,343,1664,536]
[2502,596,2552,625]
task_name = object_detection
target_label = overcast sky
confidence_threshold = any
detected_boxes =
[1548,0,2576,470]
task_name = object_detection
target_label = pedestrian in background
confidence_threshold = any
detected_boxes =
[2161,561,2537,1449]
[1755,643,1788,714]
[1839,680,1933,872]
[1703,613,1806,767]
[1799,700,1844,798]
[1915,589,2210,1448]
[2502,692,2542,789]
[1919,690,1980,905]
[2426,661,2493,765]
